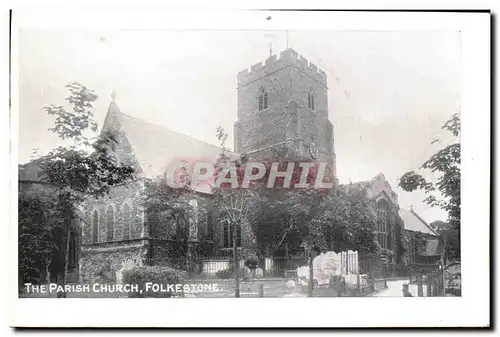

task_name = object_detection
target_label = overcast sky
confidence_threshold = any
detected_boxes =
[17,28,461,223]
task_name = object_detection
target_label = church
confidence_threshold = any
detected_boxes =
[78,48,403,281]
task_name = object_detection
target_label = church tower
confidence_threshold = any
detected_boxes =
[234,48,337,181]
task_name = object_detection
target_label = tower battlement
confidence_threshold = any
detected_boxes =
[237,48,327,87]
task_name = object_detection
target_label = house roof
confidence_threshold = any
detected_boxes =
[104,102,238,193]
[398,208,438,236]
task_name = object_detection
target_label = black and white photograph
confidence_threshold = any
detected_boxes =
[8,8,490,328]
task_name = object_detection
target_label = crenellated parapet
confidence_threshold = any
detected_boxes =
[237,48,327,87]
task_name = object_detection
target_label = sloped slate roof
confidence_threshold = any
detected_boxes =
[398,208,438,236]
[104,102,238,193]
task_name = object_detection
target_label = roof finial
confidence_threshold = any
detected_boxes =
[111,90,117,102]
[264,33,275,57]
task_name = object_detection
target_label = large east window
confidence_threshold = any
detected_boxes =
[377,209,388,250]
[223,220,241,248]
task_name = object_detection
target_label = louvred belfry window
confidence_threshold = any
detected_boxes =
[258,88,268,111]
[308,88,315,110]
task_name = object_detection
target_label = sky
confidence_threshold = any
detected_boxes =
[17,28,461,223]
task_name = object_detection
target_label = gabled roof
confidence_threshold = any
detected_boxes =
[347,173,399,206]
[103,102,238,193]
[398,208,438,236]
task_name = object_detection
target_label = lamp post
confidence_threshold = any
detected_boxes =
[308,246,321,297]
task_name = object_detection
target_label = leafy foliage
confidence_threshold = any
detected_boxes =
[122,266,185,298]
[258,184,380,257]
[18,189,60,288]
[211,127,381,262]
[44,82,98,146]
[430,220,460,262]
[19,83,135,290]
[399,112,461,259]
[212,128,261,259]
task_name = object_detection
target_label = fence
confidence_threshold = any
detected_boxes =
[199,250,362,279]
[339,250,359,275]
[405,262,461,297]
[199,256,307,278]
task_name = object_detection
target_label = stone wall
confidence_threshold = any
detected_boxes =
[234,48,336,179]
[81,182,145,245]
[80,243,147,282]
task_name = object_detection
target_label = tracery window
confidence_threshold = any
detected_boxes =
[106,206,114,241]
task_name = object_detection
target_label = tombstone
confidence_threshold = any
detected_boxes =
[116,258,142,284]
[443,262,461,296]
[402,283,412,297]
[116,267,125,285]
[417,279,423,297]
[255,268,263,278]
[285,279,296,291]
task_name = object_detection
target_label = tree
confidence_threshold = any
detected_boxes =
[430,220,460,262]
[19,83,135,295]
[211,127,261,297]
[399,112,460,259]
[318,185,380,254]
[18,186,60,288]
[141,174,194,269]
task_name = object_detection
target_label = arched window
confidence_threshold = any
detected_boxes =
[189,200,199,240]
[92,210,99,243]
[258,88,268,111]
[223,220,241,248]
[176,216,189,239]
[308,88,315,110]
[376,208,389,249]
[68,228,78,270]
[123,204,131,240]
[106,206,114,241]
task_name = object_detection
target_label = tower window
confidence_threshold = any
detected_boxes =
[308,88,315,110]
[258,88,268,111]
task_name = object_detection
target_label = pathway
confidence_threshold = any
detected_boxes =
[372,279,408,297]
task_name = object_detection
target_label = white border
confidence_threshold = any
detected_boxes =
[9,9,490,328]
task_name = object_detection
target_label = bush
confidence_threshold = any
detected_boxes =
[122,265,185,298]
[244,258,259,270]
[95,262,115,283]
[216,264,234,279]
